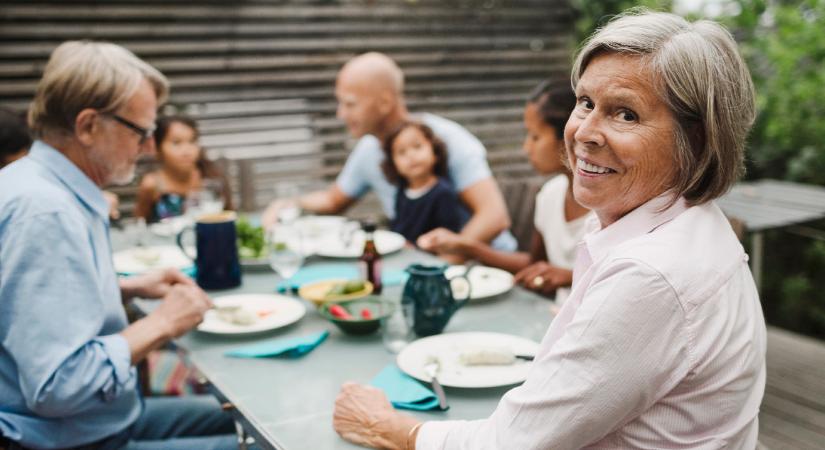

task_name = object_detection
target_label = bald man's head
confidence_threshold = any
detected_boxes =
[335,52,407,139]
[339,52,404,96]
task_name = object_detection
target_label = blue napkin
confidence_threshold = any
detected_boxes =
[381,269,409,287]
[225,330,329,358]
[370,364,441,411]
[119,265,197,278]
[276,265,409,292]
[276,264,359,292]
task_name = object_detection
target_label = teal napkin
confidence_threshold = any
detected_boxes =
[276,265,409,292]
[276,264,359,292]
[381,269,409,287]
[119,265,197,278]
[225,330,329,358]
[370,364,441,411]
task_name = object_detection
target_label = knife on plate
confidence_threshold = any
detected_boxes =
[424,357,449,410]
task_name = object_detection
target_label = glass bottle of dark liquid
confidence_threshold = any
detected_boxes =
[360,221,382,294]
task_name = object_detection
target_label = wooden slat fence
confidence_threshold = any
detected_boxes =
[0,0,574,227]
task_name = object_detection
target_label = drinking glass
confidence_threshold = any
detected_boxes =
[267,225,304,279]
[273,181,301,224]
[186,178,224,218]
[381,300,414,353]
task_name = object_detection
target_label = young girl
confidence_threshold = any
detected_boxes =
[381,121,470,244]
[135,115,232,222]
[416,80,593,303]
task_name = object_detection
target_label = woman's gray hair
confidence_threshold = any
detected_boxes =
[29,40,169,139]
[572,9,756,204]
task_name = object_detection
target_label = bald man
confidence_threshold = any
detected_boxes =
[264,52,516,253]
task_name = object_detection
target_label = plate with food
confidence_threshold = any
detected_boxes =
[312,230,407,258]
[445,265,514,301]
[198,294,306,335]
[298,279,374,306]
[112,245,194,275]
[236,216,269,270]
[396,332,539,388]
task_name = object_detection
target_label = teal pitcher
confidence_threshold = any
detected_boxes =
[402,264,471,337]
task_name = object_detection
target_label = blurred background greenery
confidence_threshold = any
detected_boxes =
[572,0,825,339]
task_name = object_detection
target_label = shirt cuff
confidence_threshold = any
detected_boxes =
[416,420,462,450]
[94,334,135,400]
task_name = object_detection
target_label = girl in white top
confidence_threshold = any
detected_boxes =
[418,80,592,300]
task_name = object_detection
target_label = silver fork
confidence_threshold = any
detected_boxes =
[424,357,449,410]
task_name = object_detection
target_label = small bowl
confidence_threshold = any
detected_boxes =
[298,279,374,306]
[318,297,395,335]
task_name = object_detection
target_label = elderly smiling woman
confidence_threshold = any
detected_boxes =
[333,10,766,450]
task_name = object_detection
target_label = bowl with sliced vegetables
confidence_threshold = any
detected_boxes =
[318,297,395,335]
[298,279,373,306]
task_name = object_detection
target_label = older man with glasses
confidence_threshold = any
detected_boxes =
[0,41,238,450]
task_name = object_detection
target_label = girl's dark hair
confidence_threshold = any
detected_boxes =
[153,114,220,178]
[0,107,31,157]
[381,121,448,185]
[527,79,577,140]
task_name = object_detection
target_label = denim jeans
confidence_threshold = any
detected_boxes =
[99,395,238,450]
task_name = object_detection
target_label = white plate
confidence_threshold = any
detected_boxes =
[112,245,193,275]
[446,265,514,301]
[310,229,407,258]
[148,216,192,237]
[198,294,306,335]
[397,332,539,388]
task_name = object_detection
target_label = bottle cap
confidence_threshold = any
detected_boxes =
[362,220,377,233]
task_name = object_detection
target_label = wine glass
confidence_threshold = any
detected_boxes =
[267,225,304,279]
[273,181,301,224]
[186,178,224,218]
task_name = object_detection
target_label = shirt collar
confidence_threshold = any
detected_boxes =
[28,140,110,223]
[583,193,688,263]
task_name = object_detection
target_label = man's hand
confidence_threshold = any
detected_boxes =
[121,283,212,363]
[103,190,120,220]
[262,198,299,229]
[416,228,470,255]
[150,284,213,339]
[514,261,573,297]
[120,267,195,301]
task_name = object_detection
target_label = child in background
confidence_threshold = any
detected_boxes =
[0,107,31,169]
[415,80,593,304]
[381,121,469,244]
[135,115,232,222]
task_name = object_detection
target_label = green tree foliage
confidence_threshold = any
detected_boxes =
[572,0,673,42]
[723,0,825,185]
[722,0,825,339]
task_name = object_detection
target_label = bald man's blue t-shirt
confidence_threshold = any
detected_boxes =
[336,113,517,251]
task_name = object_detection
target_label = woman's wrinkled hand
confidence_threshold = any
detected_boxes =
[514,261,572,297]
[333,382,409,450]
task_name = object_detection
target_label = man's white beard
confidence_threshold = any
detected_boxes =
[108,165,136,185]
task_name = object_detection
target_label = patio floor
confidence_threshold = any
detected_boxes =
[759,326,825,449]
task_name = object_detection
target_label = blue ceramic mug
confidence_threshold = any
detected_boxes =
[177,211,242,290]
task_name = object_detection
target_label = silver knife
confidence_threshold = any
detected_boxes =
[424,357,449,410]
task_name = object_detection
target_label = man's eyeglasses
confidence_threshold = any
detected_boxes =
[105,114,155,145]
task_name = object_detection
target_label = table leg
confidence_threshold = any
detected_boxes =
[752,231,764,293]
[236,420,249,450]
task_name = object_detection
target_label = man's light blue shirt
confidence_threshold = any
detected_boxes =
[0,141,140,448]
[336,113,517,251]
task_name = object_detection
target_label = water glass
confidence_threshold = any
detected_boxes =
[267,226,304,279]
[186,178,224,217]
[274,182,301,224]
[381,301,414,353]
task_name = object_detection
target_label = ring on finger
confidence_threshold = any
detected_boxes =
[532,276,545,288]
